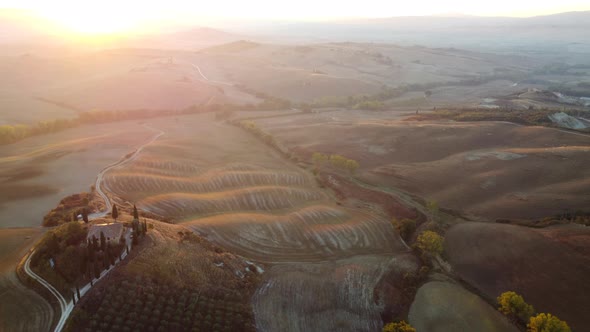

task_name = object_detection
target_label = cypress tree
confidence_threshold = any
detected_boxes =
[111,204,118,221]
[100,231,106,252]
[107,243,115,266]
[87,240,95,262]
[94,261,100,279]
[72,293,76,305]
[76,285,81,299]
[132,231,138,245]
[133,204,139,220]
[80,250,87,276]
[82,209,89,223]
[143,221,147,235]
[92,235,99,252]
[103,253,109,269]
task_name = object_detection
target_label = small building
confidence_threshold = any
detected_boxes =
[87,223,124,245]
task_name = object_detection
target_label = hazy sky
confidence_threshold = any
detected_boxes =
[3,0,590,34]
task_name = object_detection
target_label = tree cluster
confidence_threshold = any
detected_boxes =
[497,291,571,332]
[312,152,359,175]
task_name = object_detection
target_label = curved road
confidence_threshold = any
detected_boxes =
[191,63,234,86]
[90,125,164,218]
[23,124,164,332]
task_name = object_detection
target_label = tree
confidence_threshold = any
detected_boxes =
[312,152,328,169]
[72,212,78,222]
[497,291,535,323]
[111,204,118,221]
[100,231,106,252]
[142,220,147,236]
[383,321,416,332]
[528,313,571,332]
[80,250,87,276]
[82,208,89,223]
[132,231,138,246]
[93,261,101,279]
[87,240,95,262]
[133,204,139,220]
[345,159,359,175]
[393,218,416,241]
[47,233,60,257]
[92,235,99,252]
[426,200,439,222]
[416,231,444,256]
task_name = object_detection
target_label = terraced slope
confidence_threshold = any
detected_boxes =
[102,113,413,331]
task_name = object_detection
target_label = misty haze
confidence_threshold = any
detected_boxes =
[0,2,589,332]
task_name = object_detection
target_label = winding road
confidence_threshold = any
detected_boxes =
[191,63,234,86]
[23,124,164,332]
[90,125,164,219]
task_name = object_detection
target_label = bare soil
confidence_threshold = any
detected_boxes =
[408,281,519,332]
[0,121,155,228]
[253,110,590,219]
[99,113,417,331]
[445,222,590,332]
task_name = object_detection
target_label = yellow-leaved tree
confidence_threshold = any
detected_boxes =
[382,321,416,332]
[527,313,571,332]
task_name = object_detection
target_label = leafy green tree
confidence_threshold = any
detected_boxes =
[111,204,118,221]
[383,321,416,332]
[528,313,571,332]
[133,204,139,220]
[416,230,444,256]
[497,291,535,323]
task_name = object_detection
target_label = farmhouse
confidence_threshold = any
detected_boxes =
[87,223,124,245]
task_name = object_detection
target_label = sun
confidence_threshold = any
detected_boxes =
[35,3,145,35]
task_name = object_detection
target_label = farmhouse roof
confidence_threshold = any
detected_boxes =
[87,223,124,241]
